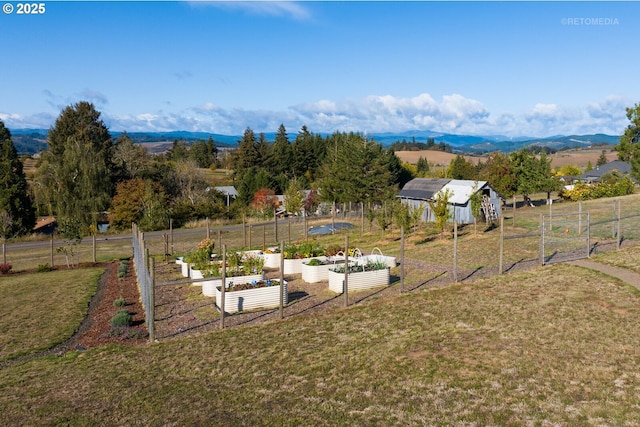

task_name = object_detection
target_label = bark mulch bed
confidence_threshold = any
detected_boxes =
[73,259,148,349]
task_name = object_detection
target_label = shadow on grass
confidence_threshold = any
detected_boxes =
[409,271,448,291]
[416,235,439,245]
[459,266,484,282]
[503,258,538,274]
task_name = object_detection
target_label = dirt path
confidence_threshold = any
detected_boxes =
[570,259,640,291]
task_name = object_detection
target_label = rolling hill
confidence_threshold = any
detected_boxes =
[8,128,620,156]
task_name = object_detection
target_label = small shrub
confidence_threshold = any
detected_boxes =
[110,310,132,327]
[117,270,127,279]
[0,263,12,274]
[36,263,54,273]
[113,297,127,307]
[106,326,146,339]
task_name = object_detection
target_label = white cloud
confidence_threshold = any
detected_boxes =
[1,92,632,139]
[188,0,311,21]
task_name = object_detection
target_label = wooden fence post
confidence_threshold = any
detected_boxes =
[400,226,405,293]
[149,257,156,342]
[499,216,504,275]
[453,221,458,283]
[220,246,226,329]
[279,241,284,320]
[344,235,349,307]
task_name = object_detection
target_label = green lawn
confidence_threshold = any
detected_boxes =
[0,268,103,361]
[2,263,640,426]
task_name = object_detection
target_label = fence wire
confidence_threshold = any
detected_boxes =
[132,224,154,340]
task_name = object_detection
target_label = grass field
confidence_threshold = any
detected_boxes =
[2,262,640,425]
[0,268,104,361]
[2,193,640,425]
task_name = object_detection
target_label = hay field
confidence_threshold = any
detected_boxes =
[394,147,619,169]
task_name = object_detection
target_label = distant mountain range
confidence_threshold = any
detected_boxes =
[9,128,620,156]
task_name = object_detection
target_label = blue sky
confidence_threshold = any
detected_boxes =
[1,1,638,137]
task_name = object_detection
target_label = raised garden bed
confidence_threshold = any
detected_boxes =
[328,263,390,293]
[262,249,281,269]
[301,255,350,284]
[215,279,287,313]
[202,273,265,297]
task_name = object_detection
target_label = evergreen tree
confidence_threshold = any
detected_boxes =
[190,137,217,168]
[256,132,270,165]
[232,127,259,180]
[616,103,640,181]
[585,161,593,172]
[316,132,396,205]
[36,101,113,230]
[596,150,608,167]
[166,140,189,162]
[0,121,36,236]
[447,154,476,180]
[416,156,430,175]
[266,124,292,177]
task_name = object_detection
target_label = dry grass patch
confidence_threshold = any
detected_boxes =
[2,263,640,425]
[592,245,640,274]
[0,268,103,361]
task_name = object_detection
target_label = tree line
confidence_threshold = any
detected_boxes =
[0,102,413,239]
[1,101,639,241]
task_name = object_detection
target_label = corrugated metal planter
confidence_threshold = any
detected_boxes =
[202,273,265,297]
[262,251,281,269]
[215,280,287,313]
[301,256,349,283]
[327,267,390,293]
[358,254,397,269]
[175,257,191,277]
[284,256,327,275]
[190,268,205,284]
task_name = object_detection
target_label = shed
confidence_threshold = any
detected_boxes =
[397,178,502,224]
[214,186,238,207]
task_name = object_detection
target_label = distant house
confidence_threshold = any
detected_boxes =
[214,186,238,207]
[397,178,502,224]
[33,216,57,234]
[578,160,633,183]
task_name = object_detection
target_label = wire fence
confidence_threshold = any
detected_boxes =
[134,197,640,341]
[3,195,640,342]
[132,223,155,341]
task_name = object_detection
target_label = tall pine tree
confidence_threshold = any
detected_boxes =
[0,121,35,236]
